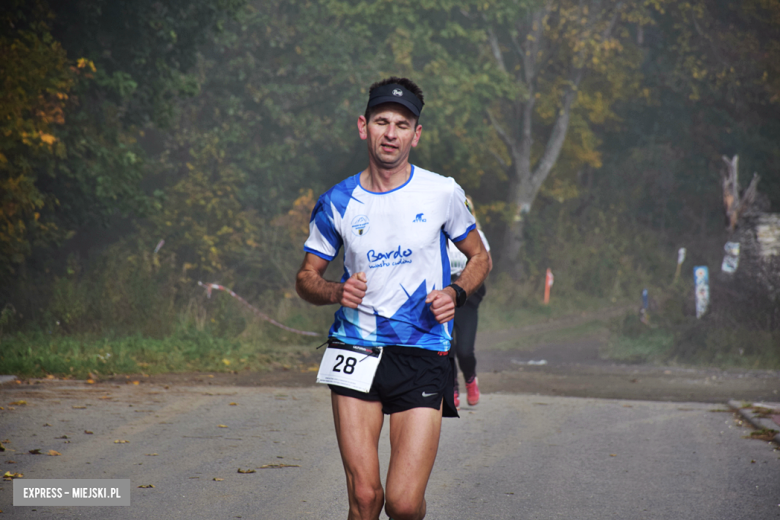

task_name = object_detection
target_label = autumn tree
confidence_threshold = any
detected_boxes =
[460,0,663,277]
[0,1,77,274]
[0,0,244,281]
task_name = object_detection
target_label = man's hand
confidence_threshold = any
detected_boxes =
[341,272,367,309]
[425,288,456,324]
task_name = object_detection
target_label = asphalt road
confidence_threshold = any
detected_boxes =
[1,379,779,519]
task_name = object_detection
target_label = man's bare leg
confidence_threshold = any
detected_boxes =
[384,403,443,520]
[332,393,386,520]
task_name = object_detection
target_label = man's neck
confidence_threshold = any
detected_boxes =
[360,163,412,193]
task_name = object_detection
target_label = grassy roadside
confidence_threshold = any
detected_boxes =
[0,324,324,380]
[602,312,780,370]
[3,287,777,378]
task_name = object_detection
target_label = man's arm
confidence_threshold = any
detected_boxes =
[295,252,367,308]
[425,229,491,323]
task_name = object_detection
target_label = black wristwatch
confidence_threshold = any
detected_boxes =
[447,283,467,308]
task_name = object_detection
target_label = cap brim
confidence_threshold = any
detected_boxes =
[367,96,421,117]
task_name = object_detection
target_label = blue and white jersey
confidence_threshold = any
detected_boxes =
[304,165,476,351]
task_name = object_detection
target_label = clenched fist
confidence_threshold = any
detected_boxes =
[340,272,367,309]
[425,288,456,324]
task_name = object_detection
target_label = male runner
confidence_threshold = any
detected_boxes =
[295,77,490,520]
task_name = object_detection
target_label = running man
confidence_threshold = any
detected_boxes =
[295,76,490,520]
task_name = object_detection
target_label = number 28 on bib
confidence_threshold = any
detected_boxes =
[316,342,383,393]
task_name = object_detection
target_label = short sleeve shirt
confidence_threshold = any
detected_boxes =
[448,229,489,277]
[304,165,476,351]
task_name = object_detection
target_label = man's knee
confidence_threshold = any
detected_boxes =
[384,495,425,520]
[350,482,384,515]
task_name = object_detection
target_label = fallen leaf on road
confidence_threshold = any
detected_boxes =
[131,381,140,385]
[0,442,4,452]
[9,401,26,406]
[47,450,61,456]
[43,423,51,427]
[56,435,68,439]
[145,453,158,456]
[86,379,95,384]
[29,449,42,455]
[114,440,130,444]
[99,396,112,400]
[609,454,617,457]
[46,375,55,379]
[72,406,86,409]
[229,402,237,406]
[258,464,300,469]
[84,430,93,434]
[237,468,256,474]
[213,477,224,481]
[3,471,23,480]
[218,424,228,428]
[138,484,154,488]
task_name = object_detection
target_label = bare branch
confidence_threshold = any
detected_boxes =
[519,9,546,85]
[489,148,508,169]
[530,66,584,189]
[602,2,623,40]
[743,173,760,208]
[486,109,516,154]
[486,26,507,73]
[459,7,475,20]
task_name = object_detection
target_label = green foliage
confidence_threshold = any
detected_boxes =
[0,325,319,379]
[0,0,74,274]
[49,0,247,128]
[2,0,779,372]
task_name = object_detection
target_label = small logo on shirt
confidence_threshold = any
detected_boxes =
[412,213,426,223]
[351,215,370,236]
[392,88,403,97]
[421,391,437,397]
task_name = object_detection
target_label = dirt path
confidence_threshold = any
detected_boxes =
[472,307,780,403]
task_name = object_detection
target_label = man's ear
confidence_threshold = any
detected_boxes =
[357,115,368,140]
[411,124,422,147]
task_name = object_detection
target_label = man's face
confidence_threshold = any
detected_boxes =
[358,104,422,170]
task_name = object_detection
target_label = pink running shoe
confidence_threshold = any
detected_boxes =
[465,377,480,406]
[454,388,460,409]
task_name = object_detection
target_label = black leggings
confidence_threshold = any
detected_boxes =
[451,289,482,390]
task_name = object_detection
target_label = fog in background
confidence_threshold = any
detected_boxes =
[1,0,778,375]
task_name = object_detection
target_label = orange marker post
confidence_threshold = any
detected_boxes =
[544,268,554,304]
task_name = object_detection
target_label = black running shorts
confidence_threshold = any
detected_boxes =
[329,345,459,418]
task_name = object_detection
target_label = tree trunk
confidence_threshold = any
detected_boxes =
[486,0,622,280]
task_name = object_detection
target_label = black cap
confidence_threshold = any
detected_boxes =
[366,83,424,118]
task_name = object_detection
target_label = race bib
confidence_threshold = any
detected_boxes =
[316,342,383,393]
